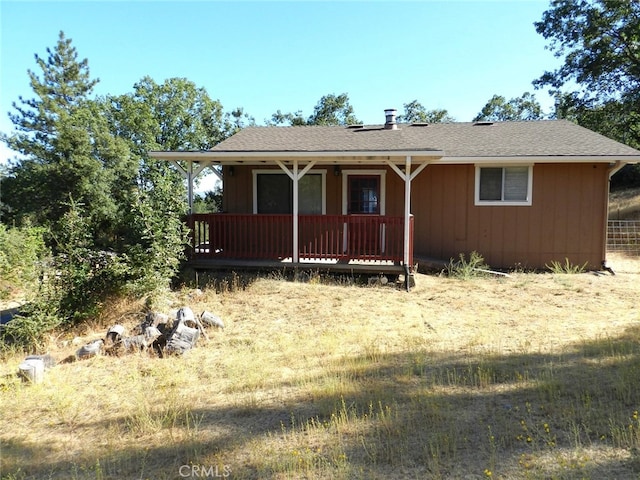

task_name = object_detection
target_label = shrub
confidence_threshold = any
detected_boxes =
[124,186,189,295]
[1,299,61,352]
[49,204,131,323]
[2,204,131,350]
[0,223,48,299]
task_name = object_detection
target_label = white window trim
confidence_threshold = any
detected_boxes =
[474,164,533,206]
[341,169,386,215]
[252,169,327,214]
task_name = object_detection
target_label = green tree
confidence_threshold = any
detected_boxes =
[268,93,361,126]
[307,93,360,126]
[106,76,247,191]
[226,107,256,134]
[269,109,307,126]
[554,92,640,186]
[110,76,230,152]
[104,77,243,292]
[533,0,640,185]
[397,100,455,123]
[1,31,135,237]
[0,223,48,299]
[0,32,139,347]
[474,92,544,122]
[0,36,155,341]
[194,185,223,214]
[534,0,640,105]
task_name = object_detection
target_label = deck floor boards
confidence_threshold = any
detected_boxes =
[186,257,407,275]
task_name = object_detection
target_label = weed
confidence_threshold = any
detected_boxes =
[545,258,589,274]
[445,251,489,279]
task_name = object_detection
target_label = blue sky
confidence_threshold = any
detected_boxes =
[1,0,559,166]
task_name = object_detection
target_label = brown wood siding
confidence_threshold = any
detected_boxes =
[222,165,347,214]
[223,164,405,215]
[222,165,253,213]
[411,163,608,269]
[222,162,609,269]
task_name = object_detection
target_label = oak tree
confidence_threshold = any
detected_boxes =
[268,93,361,126]
[474,92,544,122]
[397,100,455,123]
[534,0,640,162]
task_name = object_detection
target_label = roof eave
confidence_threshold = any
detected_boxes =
[440,155,640,164]
[148,151,640,164]
[149,150,445,161]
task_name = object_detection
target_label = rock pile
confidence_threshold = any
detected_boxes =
[96,306,224,358]
[17,307,225,383]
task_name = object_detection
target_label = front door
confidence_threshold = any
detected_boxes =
[347,175,380,214]
[345,174,384,256]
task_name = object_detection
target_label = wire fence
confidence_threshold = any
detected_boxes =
[607,220,640,255]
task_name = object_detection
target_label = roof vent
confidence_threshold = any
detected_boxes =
[473,121,494,126]
[346,124,364,129]
[411,122,429,127]
[384,109,397,130]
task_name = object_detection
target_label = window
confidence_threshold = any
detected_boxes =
[253,171,325,214]
[348,176,380,214]
[299,174,323,214]
[475,166,532,206]
[256,174,290,214]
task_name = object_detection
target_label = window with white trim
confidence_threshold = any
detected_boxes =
[253,171,326,214]
[475,165,532,206]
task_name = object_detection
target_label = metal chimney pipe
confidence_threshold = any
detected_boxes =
[384,108,397,130]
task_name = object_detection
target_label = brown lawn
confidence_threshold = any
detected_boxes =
[1,253,639,479]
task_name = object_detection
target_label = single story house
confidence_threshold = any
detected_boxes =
[150,110,640,279]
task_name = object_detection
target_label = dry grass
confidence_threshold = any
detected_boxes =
[1,253,640,479]
[610,187,640,220]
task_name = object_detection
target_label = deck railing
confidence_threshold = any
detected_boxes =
[187,214,413,264]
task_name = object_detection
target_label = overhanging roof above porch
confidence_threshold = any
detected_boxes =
[147,149,444,164]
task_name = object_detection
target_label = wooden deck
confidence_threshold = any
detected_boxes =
[184,213,414,277]
[187,256,407,275]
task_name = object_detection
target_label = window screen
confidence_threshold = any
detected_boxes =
[479,168,503,201]
[478,167,530,203]
[299,175,322,214]
[503,167,529,201]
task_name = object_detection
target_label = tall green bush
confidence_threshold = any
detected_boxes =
[49,201,130,323]
[124,162,189,294]
[2,203,130,350]
[0,223,48,298]
[1,33,239,350]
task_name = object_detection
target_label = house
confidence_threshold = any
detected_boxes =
[149,110,640,280]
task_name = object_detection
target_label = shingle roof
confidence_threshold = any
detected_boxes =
[210,120,640,158]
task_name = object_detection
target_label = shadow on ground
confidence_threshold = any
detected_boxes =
[4,326,640,479]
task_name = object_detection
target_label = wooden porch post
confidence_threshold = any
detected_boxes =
[292,160,299,263]
[388,157,429,268]
[403,156,412,267]
[170,160,212,214]
[275,160,316,264]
